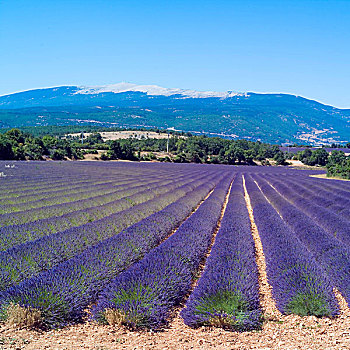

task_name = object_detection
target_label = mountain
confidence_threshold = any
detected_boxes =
[0,83,349,145]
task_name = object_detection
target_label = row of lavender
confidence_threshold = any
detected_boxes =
[92,174,233,329]
[244,175,338,316]
[180,176,262,330]
[2,164,266,330]
[250,175,350,306]
[180,172,349,330]
[0,168,185,228]
[0,161,136,193]
[0,165,208,213]
[0,163,145,197]
[0,168,205,225]
[0,178,110,203]
[0,162,193,199]
[0,173,214,291]
[0,175,187,251]
[0,179,144,225]
[0,170,227,328]
[255,174,350,238]
[0,164,207,244]
[0,178,141,214]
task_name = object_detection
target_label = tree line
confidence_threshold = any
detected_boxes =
[0,128,288,164]
[0,129,83,160]
[0,128,348,179]
[79,132,289,165]
[296,148,349,179]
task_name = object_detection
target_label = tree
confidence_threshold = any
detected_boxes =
[274,151,287,165]
[298,148,312,164]
[105,140,136,160]
[327,152,350,179]
[308,148,329,166]
[121,142,136,160]
[187,151,202,163]
[244,149,255,164]
[234,146,246,164]
[224,145,246,164]
[173,153,187,163]
[85,133,104,145]
[224,145,236,165]
[42,135,57,154]
[0,135,14,160]
[5,128,25,144]
[51,149,66,160]
[24,141,44,160]
[107,140,123,159]
[13,144,26,160]
[328,150,346,165]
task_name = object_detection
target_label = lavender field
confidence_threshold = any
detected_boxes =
[0,161,349,332]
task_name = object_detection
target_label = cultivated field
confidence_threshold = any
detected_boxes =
[0,162,349,349]
[68,130,185,141]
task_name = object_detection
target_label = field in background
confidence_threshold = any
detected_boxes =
[68,130,186,141]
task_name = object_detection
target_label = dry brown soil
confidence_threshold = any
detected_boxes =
[1,310,350,350]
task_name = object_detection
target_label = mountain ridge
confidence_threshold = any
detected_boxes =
[1,83,347,109]
[0,83,349,145]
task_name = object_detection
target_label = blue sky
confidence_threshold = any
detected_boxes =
[0,0,349,108]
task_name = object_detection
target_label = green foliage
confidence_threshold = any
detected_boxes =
[328,150,347,164]
[5,128,25,144]
[0,129,83,161]
[299,148,329,166]
[141,152,157,161]
[84,132,104,145]
[24,140,44,160]
[310,149,329,166]
[100,285,156,328]
[225,145,245,164]
[274,151,287,165]
[103,140,137,161]
[285,291,331,317]
[326,151,350,179]
[120,135,282,165]
[50,149,66,160]
[195,290,248,317]
[0,134,14,160]
[194,290,259,330]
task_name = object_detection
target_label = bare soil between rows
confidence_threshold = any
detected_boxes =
[1,312,350,350]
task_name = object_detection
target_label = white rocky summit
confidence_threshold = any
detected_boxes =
[75,82,246,99]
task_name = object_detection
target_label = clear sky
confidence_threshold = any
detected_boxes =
[0,0,349,108]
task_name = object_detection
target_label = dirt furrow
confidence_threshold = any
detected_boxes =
[242,174,281,318]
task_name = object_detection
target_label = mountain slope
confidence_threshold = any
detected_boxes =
[0,83,349,145]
